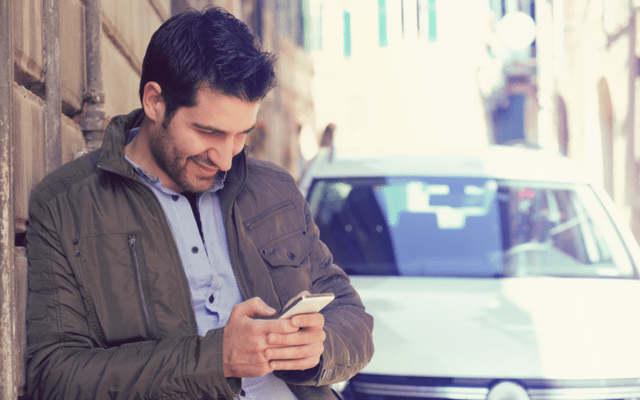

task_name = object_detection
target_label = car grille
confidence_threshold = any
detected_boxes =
[341,374,640,400]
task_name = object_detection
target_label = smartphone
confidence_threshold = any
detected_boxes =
[277,290,335,319]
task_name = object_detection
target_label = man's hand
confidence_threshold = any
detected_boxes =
[222,297,327,377]
[223,297,299,377]
[265,312,326,371]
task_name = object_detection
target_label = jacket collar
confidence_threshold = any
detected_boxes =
[97,108,248,204]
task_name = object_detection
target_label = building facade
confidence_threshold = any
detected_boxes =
[308,0,492,156]
[482,0,640,238]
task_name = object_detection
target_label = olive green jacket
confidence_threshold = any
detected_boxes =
[26,109,373,399]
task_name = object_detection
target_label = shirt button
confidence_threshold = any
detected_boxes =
[208,294,214,303]
[171,195,179,201]
[240,389,246,397]
[191,246,199,254]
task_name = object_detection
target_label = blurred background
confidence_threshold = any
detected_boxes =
[2,0,640,397]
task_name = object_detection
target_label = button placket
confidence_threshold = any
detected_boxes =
[204,275,221,314]
[204,290,218,313]
[201,217,220,313]
[72,237,80,257]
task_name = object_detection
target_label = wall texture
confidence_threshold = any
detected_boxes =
[550,2,640,238]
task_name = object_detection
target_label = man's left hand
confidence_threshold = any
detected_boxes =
[264,312,326,371]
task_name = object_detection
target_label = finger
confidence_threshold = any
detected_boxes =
[267,328,326,347]
[265,342,324,361]
[243,335,271,360]
[235,297,277,318]
[270,356,322,371]
[258,318,300,335]
[290,313,324,329]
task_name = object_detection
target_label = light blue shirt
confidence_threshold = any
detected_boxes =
[126,128,296,400]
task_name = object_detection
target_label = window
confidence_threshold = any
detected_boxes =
[308,177,633,278]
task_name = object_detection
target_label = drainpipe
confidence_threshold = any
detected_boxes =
[81,0,106,152]
[627,0,638,237]
[535,0,556,151]
[43,0,62,171]
[0,0,17,398]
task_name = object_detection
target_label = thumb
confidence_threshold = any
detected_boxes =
[239,297,277,318]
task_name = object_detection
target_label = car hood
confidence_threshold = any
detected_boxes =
[353,276,640,379]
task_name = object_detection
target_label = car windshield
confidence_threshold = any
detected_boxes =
[307,177,635,278]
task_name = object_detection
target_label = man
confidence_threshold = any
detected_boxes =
[26,7,373,399]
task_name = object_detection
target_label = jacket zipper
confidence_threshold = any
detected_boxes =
[98,162,217,334]
[224,205,254,304]
[130,180,198,334]
[128,233,153,337]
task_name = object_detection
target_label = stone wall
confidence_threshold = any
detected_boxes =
[8,1,170,396]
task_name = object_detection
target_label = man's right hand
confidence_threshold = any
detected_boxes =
[222,297,299,377]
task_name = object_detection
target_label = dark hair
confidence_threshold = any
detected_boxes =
[139,7,276,122]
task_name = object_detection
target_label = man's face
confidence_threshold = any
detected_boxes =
[149,87,260,193]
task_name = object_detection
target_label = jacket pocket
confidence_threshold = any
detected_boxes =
[244,200,296,231]
[243,199,306,251]
[127,233,158,339]
[260,229,314,268]
[259,230,314,304]
[77,231,156,345]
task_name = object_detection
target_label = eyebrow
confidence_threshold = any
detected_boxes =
[192,122,255,134]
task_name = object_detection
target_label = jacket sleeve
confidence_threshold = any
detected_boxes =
[276,198,374,386]
[25,195,241,400]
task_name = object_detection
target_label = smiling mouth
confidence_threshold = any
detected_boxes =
[191,158,218,174]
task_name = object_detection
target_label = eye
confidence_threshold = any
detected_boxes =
[199,129,222,136]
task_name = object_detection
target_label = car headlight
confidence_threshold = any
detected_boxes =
[331,380,348,393]
[486,381,530,400]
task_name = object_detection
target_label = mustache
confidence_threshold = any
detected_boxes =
[189,155,217,168]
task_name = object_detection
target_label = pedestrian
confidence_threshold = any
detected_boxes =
[25,7,373,399]
[319,123,336,149]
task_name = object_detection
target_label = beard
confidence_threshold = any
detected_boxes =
[148,126,218,193]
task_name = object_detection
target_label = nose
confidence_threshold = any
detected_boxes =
[209,135,234,172]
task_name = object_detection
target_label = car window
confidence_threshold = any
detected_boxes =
[307,177,634,278]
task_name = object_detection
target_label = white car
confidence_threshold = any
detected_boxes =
[299,145,640,400]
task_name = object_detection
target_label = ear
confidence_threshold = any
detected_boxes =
[141,81,166,124]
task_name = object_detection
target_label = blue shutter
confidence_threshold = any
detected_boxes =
[343,10,351,57]
[378,0,388,47]
[427,0,437,42]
